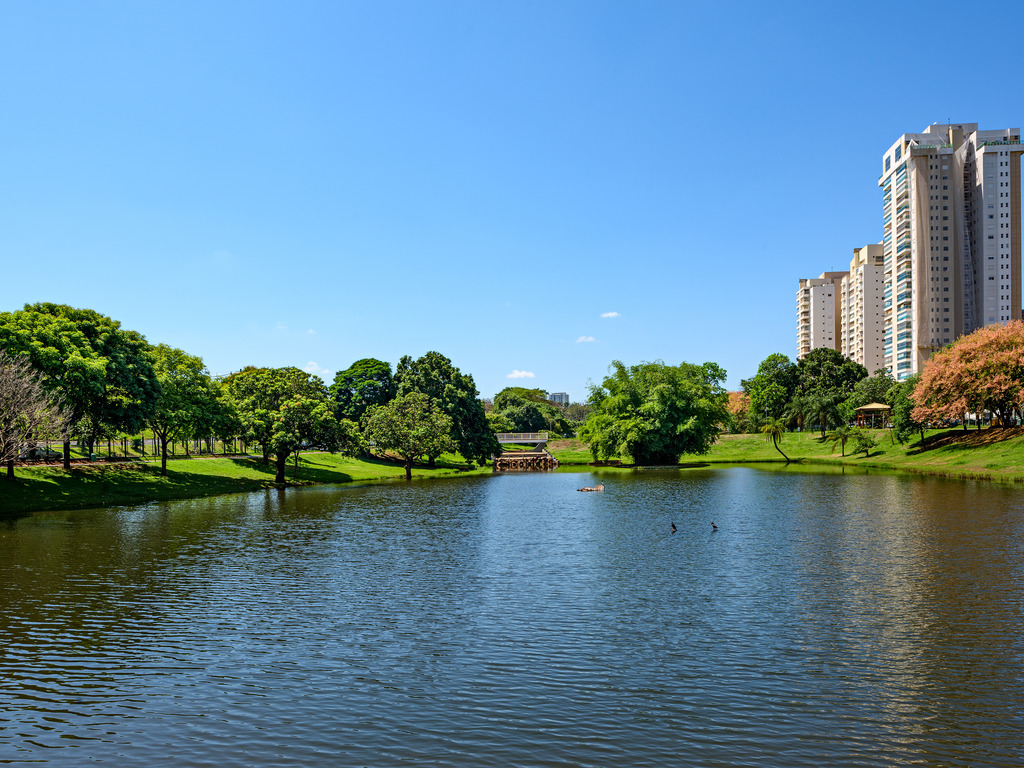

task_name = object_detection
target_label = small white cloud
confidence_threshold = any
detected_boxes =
[307,329,316,334]
[600,311,620,319]
[507,370,536,379]
[576,336,596,343]
[303,361,332,378]
[276,323,288,330]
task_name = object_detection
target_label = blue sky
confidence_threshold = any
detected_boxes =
[3,1,1022,400]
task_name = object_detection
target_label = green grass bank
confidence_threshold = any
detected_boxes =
[549,427,1024,484]
[1,453,491,516]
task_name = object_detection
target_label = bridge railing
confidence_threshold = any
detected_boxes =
[495,432,549,443]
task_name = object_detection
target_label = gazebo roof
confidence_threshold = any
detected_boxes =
[855,402,891,411]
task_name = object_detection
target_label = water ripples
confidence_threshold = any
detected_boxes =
[2,469,1023,766]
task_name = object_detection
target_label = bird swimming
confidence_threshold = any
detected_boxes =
[671,522,677,533]
[711,521,718,531]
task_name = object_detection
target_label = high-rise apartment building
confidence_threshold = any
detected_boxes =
[878,123,1022,380]
[796,271,847,359]
[840,243,885,373]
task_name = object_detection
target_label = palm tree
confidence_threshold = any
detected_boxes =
[760,417,790,461]
[828,424,852,456]
[810,391,844,438]
[784,393,810,432]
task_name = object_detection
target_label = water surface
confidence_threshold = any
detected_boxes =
[2,468,1023,766]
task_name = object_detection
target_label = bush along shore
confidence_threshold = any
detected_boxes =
[0,452,491,516]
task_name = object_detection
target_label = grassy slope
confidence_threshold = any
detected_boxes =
[552,428,1024,483]
[1,452,490,515]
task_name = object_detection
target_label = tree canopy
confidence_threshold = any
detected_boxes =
[363,391,456,479]
[795,347,868,398]
[222,366,345,482]
[912,320,1024,427]
[148,344,224,476]
[0,303,158,468]
[743,353,797,422]
[330,358,396,421]
[395,351,499,464]
[578,360,729,465]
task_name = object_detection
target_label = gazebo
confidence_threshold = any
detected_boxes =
[855,402,891,428]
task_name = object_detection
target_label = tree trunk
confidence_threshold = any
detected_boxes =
[428,456,436,469]
[404,457,412,480]
[772,436,790,462]
[294,450,299,479]
[161,435,168,477]
[63,437,72,470]
[275,453,288,483]
[6,459,13,480]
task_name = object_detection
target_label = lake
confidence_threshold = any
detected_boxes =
[2,467,1023,766]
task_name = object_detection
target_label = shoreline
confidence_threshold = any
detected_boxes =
[6,427,1024,516]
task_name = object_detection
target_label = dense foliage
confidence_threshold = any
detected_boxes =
[579,360,729,464]
[330,358,396,421]
[912,321,1024,427]
[363,392,455,479]
[0,303,159,468]
[395,351,499,465]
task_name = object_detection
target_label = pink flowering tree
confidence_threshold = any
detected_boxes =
[912,321,1024,427]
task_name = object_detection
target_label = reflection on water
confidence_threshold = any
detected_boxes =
[1,468,1023,766]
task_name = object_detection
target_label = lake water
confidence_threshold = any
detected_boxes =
[2,467,1023,766]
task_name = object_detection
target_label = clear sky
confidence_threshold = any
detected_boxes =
[2,1,1022,400]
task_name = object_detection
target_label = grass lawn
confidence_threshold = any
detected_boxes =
[553,428,1024,483]
[1,452,491,516]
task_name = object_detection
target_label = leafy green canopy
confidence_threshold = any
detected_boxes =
[395,351,499,464]
[362,391,455,479]
[148,344,230,475]
[0,303,158,466]
[579,360,729,465]
[223,366,351,482]
[742,353,797,421]
[330,358,396,421]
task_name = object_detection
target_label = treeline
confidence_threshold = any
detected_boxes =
[0,303,499,482]
[731,320,1024,449]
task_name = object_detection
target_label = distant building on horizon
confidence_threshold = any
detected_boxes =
[797,121,1022,380]
[796,271,847,359]
[549,392,569,405]
[878,122,1022,380]
[840,243,885,373]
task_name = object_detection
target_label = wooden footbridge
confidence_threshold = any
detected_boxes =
[493,432,559,472]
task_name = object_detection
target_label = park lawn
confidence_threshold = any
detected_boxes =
[552,428,1024,483]
[1,452,491,515]
[682,427,1024,482]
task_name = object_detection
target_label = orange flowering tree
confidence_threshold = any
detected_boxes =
[912,321,1024,426]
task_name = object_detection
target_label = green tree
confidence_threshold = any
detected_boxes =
[850,427,877,458]
[891,374,926,445]
[148,344,224,476]
[784,392,811,432]
[363,392,456,480]
[795,347,868,398]
[578,360,729,465]
[394,351,499,465]
[329,358,396,421]
[809,390,845,438]
[743,353,798,421]
[828,424,853,457]
[493,387,550,411]
[222,366,340,482]
[0,303,159,469]
[760,417,790,461]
